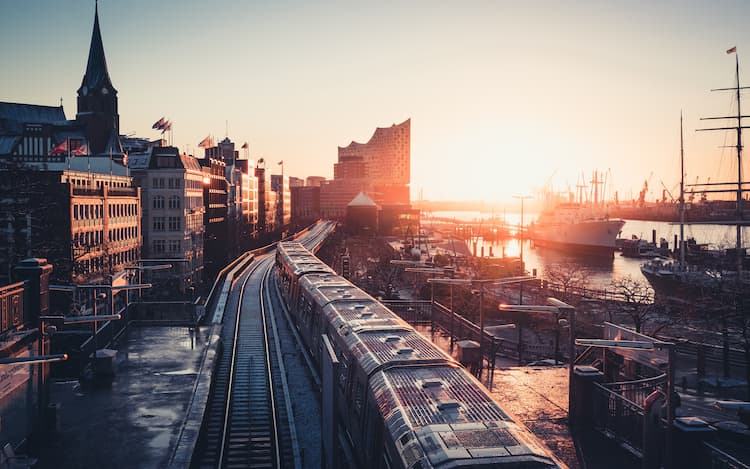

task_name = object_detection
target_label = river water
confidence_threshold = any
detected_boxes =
[429,210,750,290]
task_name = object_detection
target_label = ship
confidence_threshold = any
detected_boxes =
[641,52,750,298]
[528,171,625,257]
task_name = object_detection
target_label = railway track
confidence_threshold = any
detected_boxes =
[192,256,298,469]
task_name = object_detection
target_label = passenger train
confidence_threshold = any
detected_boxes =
[275,241,562,469]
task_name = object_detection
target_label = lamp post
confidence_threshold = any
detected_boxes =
[499,298,576,418]
[124,262,172,301]
[428,275,536,377]
[75,282,151,376]
[512,195,533,304]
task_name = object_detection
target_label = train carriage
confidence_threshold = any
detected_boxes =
[276,242,333,304]
[275,242,563,469]
[368,365,560,468]
[321,305,457,467]
[296,279,373,364]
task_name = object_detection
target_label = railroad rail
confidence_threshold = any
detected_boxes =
[192,256,297,468]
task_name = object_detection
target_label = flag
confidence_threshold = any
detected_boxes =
[152,117,165,129]
[73,144,88,156]
[49,139,68,156]
[161,121,172,133]
[727,46,737,55]
[277,160,283,165]
[241,142,249,149]
[198,135,212,148]
[258,157,264,164]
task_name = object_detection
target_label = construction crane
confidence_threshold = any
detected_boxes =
[660,180,676,203]
[637,172,653,208]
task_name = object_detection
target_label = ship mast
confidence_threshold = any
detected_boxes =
[697,48,750,278]
[680,112,686,266]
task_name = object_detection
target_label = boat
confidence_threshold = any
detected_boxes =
[641,54,750,298]
[528,171,625,257]
[620,236,668,258]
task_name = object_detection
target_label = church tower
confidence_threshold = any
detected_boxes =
[76,2,119,155]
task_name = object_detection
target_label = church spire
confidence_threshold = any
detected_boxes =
[78,1,116,96]
[76,1,119,155]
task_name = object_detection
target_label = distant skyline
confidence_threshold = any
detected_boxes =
[2,1,750,203]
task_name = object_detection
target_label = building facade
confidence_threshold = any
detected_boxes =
[201,158,228,279]
[291,185,321,228]
[0,162,140,285]
[271,174,291,231]
[129,146,204,293]
[320,119,411,218]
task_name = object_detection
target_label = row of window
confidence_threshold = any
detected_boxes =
[151,239,182,254]
[152,217,182,232]
[152,177,183,189]
[72,248,139,276]
[73,203,138,220]
[73,226,138,247]
[153,195,181,209]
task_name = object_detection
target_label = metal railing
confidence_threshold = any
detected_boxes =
[604,374,666,409]
[593,382,646,456]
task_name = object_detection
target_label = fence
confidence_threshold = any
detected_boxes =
[604,374,666,411]
[592,382,646,456]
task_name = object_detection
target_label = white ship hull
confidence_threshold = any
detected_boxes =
[530,218,625,256]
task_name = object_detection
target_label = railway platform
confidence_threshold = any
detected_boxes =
[34,325,211,469]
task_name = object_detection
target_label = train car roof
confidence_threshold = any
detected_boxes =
[290,260,334,276]
[299,272,351,287]
[370,365,560,468]
[299,280,373,305]
[278,241,307,251]
[321,307,453,374]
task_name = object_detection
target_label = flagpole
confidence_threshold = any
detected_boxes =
[67,138,71,171]
[87,143,92,187]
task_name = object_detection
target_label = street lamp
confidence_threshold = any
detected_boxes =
[499,298,576,419]
[429,275,536,377]
[404,266,454,333]
[512,195,533,304]
[125,263,171,301]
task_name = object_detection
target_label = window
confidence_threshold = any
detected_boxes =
[168,196,180,209]
[168,217,181,231]
[153,217,165,231]
[152,239,165,254]
[153,196,165,209]
[168,240,180,253]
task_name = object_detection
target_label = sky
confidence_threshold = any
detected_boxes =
[2,0,750,203]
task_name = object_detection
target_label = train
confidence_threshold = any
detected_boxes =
[275,241,562,469]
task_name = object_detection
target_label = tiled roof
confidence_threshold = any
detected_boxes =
[0,102,67,125]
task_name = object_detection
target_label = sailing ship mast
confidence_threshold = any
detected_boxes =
[680,112,686,266]
[697,47,749,278]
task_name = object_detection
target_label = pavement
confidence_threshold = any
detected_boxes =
[35,326,210,469]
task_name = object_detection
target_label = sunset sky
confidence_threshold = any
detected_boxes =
[2,1,750,203]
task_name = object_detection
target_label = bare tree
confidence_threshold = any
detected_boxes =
[609,275,658,333]
[544,262,590,305]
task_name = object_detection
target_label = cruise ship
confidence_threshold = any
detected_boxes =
[529,204,625,256]
[528,172,625,257]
